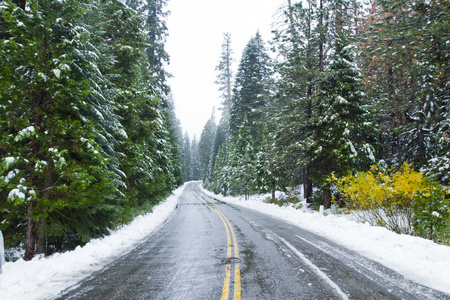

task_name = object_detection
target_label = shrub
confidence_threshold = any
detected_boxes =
[334,163,424,234]
[267,187,302,209]
[412,179,450,243]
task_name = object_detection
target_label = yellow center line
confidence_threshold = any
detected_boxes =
[194,192,242,300]
[234,263,241,300]
[221,263,231,300]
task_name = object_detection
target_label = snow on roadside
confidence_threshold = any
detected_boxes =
[200,187,450,296]
[0,183,187,300]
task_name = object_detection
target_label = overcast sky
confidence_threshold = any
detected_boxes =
[165,0,285,139]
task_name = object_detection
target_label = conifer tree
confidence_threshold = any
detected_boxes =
[215,33,234,123]
[230,32,271,145]
[191,136,202,180]
[198,111,217,184]
[361,0,449,180]
[228,116,256,199]
[0,0,180,259]
[0,0,117,258]
[182,133,192,182]
[211,140,231,195]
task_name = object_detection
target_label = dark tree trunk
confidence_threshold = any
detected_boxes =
[25,91,43,260]
[323,187,332,209]
[24,201,37,260]
[37,161,52,254]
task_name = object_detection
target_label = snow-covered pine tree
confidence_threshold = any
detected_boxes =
[271,0,322,202]
[182,133,193,182]
[361,0,449,181]
[198,111,217,184]
[211,138,231,196]
[230,32,271,145]
[215,33,234,124]
[313,16,375,207]
[0,0,116,259]
[228,116,256,199]
[191,136,202,180]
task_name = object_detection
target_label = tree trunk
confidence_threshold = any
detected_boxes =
[271,178,276,200]
[319,0,324,73]
[25,90,43,260]
[37,161,52,255]
[323,187,332,209]
[304,177,313,204]
[24,200,37,260]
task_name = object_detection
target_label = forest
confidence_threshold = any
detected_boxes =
[0,0,449,261]
[187,0,450,243]
[0,0,185,260]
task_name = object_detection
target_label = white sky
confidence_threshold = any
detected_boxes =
[165,0,285,139]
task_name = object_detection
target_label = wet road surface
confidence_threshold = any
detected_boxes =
[55,182,449,299]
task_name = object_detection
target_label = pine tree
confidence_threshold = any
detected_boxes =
[0,0,117,258]
[215,33,234,123]
[313,22,375,207]
[198,111,217,184]
[230,32,271,145]
[211,139,231,196]
[0,0,180,259]
[190,136,202,180]
[361,0,449,180]
[272,0,322,202]
[182,133,192,181]
[228,116,256,199]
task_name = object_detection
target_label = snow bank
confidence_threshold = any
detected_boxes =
[201,187,450,296]
[0,183,186,300]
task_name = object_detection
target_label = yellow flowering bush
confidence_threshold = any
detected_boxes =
[334,163,424,234]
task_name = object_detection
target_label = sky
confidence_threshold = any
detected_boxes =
[165,0,286,139]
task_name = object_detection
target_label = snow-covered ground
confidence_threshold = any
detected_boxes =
[0,183,187,300]
[1,182,449,299]
[200,187,450,296]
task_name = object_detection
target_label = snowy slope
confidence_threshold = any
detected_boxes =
[200,187,450,296]
[0,182,449,299]
[0,184,187,300]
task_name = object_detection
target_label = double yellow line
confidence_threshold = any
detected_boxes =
[197,194,241,300]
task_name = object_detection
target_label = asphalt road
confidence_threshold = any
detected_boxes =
[55,182,449,299]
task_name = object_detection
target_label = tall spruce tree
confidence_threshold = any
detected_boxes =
[230,32,271,145]
[215,33,234,123]
[272,0,322,202]
[228,116,256,199]
[198,111,217,184]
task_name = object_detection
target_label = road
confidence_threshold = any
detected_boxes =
[55,182,448,299]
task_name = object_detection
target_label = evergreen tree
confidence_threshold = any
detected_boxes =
[0,0,117,258]
[0,0,180,259]
[182,133,192,182]
[191,136,202,180]
[211,139,231,195]
[361,0,449,180]
[198,111,216,183]
[313,24,375,207]
[230,32,271,145]
[271,0,323,202]
[215,33,234,123]
[228,116,256,199]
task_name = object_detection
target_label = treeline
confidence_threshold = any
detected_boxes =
[198,0,449,211]
[0,0,184,260]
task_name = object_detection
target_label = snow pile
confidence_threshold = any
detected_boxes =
[0,183,187,300]
[201,187,450,296]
